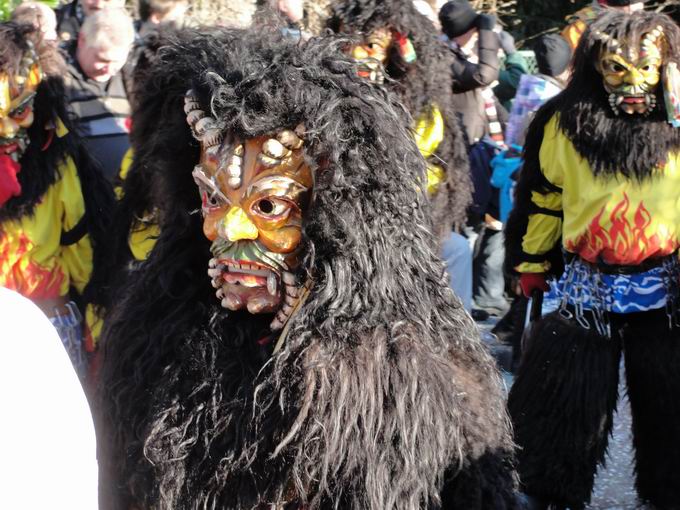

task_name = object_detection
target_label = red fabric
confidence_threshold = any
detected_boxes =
[0,154,21,206]
[520,273,549,298]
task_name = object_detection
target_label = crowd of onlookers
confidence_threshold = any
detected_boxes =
[4,0,647,358]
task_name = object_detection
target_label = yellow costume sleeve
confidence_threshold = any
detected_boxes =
[516,117,564,273]
[58,157,93,295]
[57,158,103,350]
[116,148,160,261]
[116,147,135,199]
[414,107,446,195]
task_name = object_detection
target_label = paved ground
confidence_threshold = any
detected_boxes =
[589,368,638,510]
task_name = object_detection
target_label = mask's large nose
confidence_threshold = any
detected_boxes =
[624,67,646,88]
[221,206,259,242]
[0,116,20,139]
[352,45,369,60]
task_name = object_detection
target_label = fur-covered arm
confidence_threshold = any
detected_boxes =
[504,107,564,277]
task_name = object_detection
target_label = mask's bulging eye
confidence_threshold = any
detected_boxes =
[203,191,220,208]
[252,197,291,218]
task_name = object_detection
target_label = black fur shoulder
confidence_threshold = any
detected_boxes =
[98,27,516,510]
[329,0,472,234]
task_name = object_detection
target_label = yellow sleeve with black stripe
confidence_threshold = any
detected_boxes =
[117,148,160,261]
[516,116,564,273]
[414,106,446,195]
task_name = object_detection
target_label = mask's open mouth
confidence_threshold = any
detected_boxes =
[208,257,302,331]
[622,95,646,104]
[608,92,656,115]
[357,60,384,84]
[214,259,280,295]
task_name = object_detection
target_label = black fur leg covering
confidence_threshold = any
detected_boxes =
[440,449,519,510]
[623,310,680,509]
[508,311,621,508]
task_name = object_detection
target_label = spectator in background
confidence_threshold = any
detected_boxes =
[440,0,509,319]
[55,0,125,44]
[271,0,319,40]
[561,0,646,50]
[137,0,189,36]
[440,0,504,147]
[64,8,134,181]
[504,33,572,149]
[491,33,573,366]
[493,30,529,111]
[10,2,58,43]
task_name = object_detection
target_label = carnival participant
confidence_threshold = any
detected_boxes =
[97,27,517,509]
[0,22,113,379]
[328,0,474,309]
[330,0,471,237]
[439,0,511,319]
[506,11,680,510]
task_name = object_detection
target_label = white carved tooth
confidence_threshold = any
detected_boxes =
[187,109,205,126]
[195,117,216,136]
[267,272,278,296]
[285,285,299,298]
[277,130,303,150]
[258,154,279,168]
[282,271,296,285]
[203,129,224,147]
[262,139,289,159]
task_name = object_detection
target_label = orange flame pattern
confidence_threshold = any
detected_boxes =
[0,230,65,300]
[566,193,677,265]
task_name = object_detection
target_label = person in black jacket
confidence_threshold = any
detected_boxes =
[440,0,504,147]
[440,0,510,319]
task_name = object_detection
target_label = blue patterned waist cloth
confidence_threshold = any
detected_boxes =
[556,257,676,314]
[544,255,680,336]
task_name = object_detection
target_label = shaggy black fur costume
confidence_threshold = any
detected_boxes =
[97,27,517,510]
[0,23,113,307]
[506,11,680,509]
[328,0,471,237]
[509,308,680,509]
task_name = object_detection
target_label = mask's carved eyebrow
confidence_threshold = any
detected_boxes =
[10,91,36,113]
[246,160,310,198]
[192,165,230,204]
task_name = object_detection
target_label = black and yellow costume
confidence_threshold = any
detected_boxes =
[506,11,680,509]
[329,0,472,238]
[0,23,113,375]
